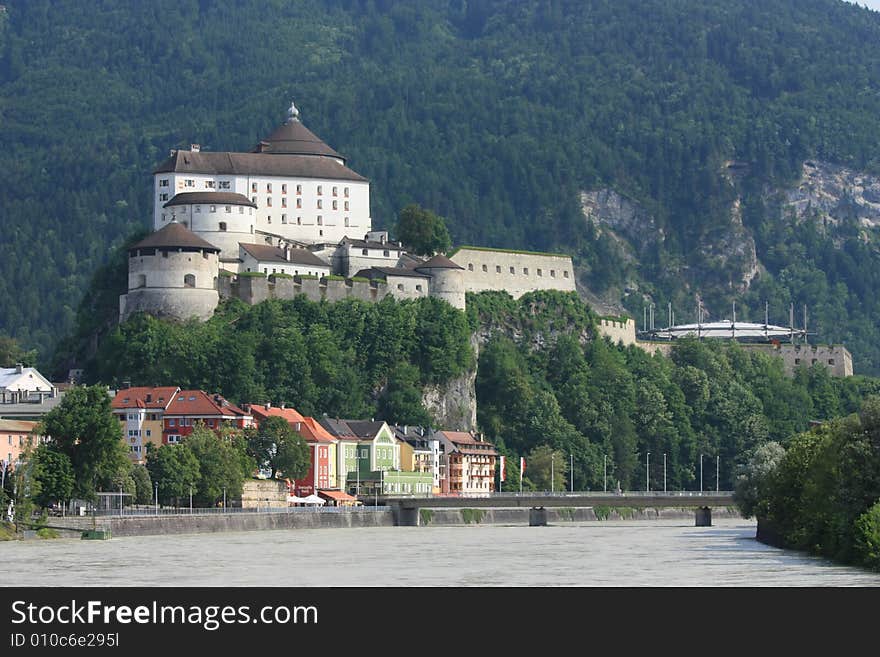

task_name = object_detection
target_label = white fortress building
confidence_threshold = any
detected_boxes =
[152,101,370,259]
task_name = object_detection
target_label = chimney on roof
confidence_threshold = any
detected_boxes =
[280,402,285,409]
[15,363,23,374]
[122,380,131,389]
[146,393,152,403]
[266,401,271,409]
[404,425,408,435]
[190,144,200,152]
[284,244,291,261]
[295,422,301,431]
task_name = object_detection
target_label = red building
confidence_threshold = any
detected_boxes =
[163,390,253,444]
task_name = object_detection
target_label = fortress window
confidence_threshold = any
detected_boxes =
[282,184,287,194]
[161,213,167,221]
[317,185,323,195]
[159,179,169,187]
[317,199,322,209]
[210,205,216,213]
[345,217,350,227]
[317,216,323,225]
[219,181,230,189]
[159,193,168,201]
[205,180,215,189]
[267,216,272,223]
[225,206,231,213]
[239,207,244,214]
[266,183,272,193]
[416,284,423,292]
[362,249,369,255]
[333,200,338,210]
[333,186,338,196]
[344,201,349,211]
[510,266,515,274]
[252,196,257,205]
[185,179,194,187]
[267,197,273,207]
[184,274,195,288]
[195,205,201,213]
[219,222,227,231]
[563,270,569,278]
[829,359,835,365]
[468,263,474,271]
[319,230,323,236]
[162,251,168,258]
[537,269,542,277]
[252,182,258,193]
[282,214,287,224]
[297,217,302,225]
[202,250,208,259]
[795,358,801,365]
[550,270,556,277]
[344,187,350,197]
[812,359,818,365]
[296,184,302,195]
[496,265,501,273]
[523,267,529,275]
[482,264,488,272]
[397,284,404,291]
[296,198,302,209]
[282,198,287,208]
[384,250,390,257]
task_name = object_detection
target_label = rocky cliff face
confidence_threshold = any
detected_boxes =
[779,160,880,229]
[421,335,479,431]
[580,188,662,257]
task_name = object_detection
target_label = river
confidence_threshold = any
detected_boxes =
[1,517,878,586]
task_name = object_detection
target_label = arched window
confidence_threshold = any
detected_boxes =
[184,274,195,288]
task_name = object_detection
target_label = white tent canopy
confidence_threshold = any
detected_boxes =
[301,494,326,505]
[287,495,308,504]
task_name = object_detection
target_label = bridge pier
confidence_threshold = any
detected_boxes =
[695,506,712,527]
[529,507,547,527]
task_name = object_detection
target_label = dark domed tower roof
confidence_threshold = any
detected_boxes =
[129,221,221,252]
[415,254,465,270]
[252,102,344,161]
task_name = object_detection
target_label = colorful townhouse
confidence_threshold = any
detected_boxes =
[163,390,253,444]
[0,419,42,469]
[111,386,179,462]
[436,431,498,495]
[393,425,442,494]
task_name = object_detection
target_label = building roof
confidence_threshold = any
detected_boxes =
[164,192,257,209]
[318,490,358,502]
[239,243,329,268]
[456,445,499,456]
[318,417,359,440]
[355,267,430,281]
[439,430,482,445]
[340,236,405,250]
[0,419,39,433]
[415,254,465,270]
[248,404,306,425]
[153,150,366,182]
[344,420,388,440]
[111,386,179,410]
[253,119,344,160]
[0,366,55,392]
[296,417,337,444]
[129,221,221,252]
[165,390,250,418]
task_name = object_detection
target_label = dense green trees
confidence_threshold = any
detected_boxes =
[395,204,451,256]
[244,416,309,481]
[739,396,880,570]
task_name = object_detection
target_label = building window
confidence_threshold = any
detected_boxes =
[195,205,201,213]
[169,419,176,427]
[482,264,488,272]
[296,198,302,209]
[550,270,556,277]
[266,183,272,193]
[219,181,230,189]
[468,263,474,271]
[296,184,302,195]
[252,182,258,193]
[362,249,369,255]
[282,198,287,208]
[159,193,168,201]
[317,185,323,195]
[239,207,244,214]
[397,284,404,291]
[225,206,231,213]
[344,187,349,197]
[297,217,302,225]
[510,266,515,274]
[267,197,273,207]
[282,214,287,224]
[496,265,502,273]
[523,267,529,275]
[267,216,272,223]
[344,217,350,227]
[383,250,390,257]
[317,216,322,225]
[184,274,195,287]
[416,284,423,292]
[210,205,216,213]
[332,186,338,196]
[205,180,215,189]
[537,269,542,277]
[828,359,835,365]
[317,199,322,209]
[162,251,168,258]
[161,213,167,221]
[319,230,323,236]
[795,358,801,365]
[185,179,194,187]
[282,184,287,194]
[252,196,257,205]
[159,179,169,187]
[344,201,349,211]
[563,270,569,278]
[332,200,338,210]
[219,222,227,231]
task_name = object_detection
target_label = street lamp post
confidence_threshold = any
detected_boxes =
[603,454,607,492]
[716,455,720,492]
[646,452,650,492]
[570,453,573,493]
[223,487,227,513]
[154,482,158,516]
[189,483,193,515]
[551,454,554,493]
[700,454,703,493]
[663,453,667,493]
[119,484,124,517]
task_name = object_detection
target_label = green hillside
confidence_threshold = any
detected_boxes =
[2,0,880,371]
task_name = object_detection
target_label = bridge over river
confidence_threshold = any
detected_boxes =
[378,491,735,526]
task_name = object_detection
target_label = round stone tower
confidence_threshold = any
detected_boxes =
[415,254,466,310]
[120,221,221,323]
[161,191,257,262]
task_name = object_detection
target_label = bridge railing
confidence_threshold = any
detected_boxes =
[380,491,734,500]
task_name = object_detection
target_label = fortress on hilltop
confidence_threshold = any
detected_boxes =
[120,101,578,322]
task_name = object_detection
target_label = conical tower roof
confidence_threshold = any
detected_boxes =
[129,221,220,252]
[253,101,344,161]
[415,254,464,270]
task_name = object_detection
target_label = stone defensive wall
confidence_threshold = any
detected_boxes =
[414,506,741,526]
[220,273,389,305]
[597,316,637,346]
[448,246,577,299]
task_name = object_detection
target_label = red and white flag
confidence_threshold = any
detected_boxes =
[520,457,526,477]
[499,455,506,482]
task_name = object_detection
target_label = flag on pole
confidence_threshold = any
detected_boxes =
[499,455,506,482]
[520,457,526,477]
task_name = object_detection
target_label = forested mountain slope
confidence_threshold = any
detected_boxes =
[2,1,880,371]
